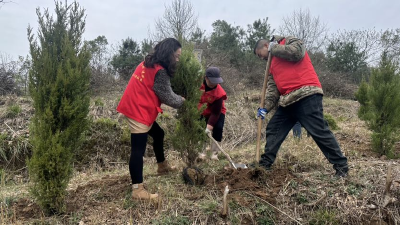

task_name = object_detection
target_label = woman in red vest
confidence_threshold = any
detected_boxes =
[198,67,227,160]
[117,38,185,201]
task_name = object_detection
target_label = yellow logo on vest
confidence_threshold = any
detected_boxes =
[133,68,146,82]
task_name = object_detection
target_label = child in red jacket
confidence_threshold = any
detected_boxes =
[198,67,227,160]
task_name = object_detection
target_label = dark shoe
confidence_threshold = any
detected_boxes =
[334,167,348,178]
[260,163,271,170]
[248,162,257,168]
[248,162,271,170]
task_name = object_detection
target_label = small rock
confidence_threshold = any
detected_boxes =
[380,155,387,160]
[367,204,377,209]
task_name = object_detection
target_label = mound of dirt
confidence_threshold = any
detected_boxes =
[204,167,299,204]
[182,167,206,185]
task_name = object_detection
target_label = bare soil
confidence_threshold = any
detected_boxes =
[204,167,298,204]
[11,167,299,222]
[12,175,130,221]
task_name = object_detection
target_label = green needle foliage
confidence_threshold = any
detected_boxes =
[356,52,400,158]
[27,1,91,214]
[171,45,207,167]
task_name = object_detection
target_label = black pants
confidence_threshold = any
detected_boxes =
[129,122,165,184]
[259,94,348,171]
[204,114,225,142]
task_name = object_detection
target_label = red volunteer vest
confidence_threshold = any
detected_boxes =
[198,84,227,117]
[270,39,321,95]
[117,62,164,126]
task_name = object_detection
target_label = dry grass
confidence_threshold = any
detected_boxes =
[0,95,32,172]
[1,92,399,224]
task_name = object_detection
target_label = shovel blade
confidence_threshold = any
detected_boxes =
[234,163,248,169]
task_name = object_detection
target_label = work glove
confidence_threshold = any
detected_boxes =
[268,41,277,52]
[257,107,268,120]
[205,127,212,134]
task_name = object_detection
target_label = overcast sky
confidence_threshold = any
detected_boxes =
[1,0,399,59]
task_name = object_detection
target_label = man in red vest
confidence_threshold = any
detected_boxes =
[198,67,227,160]
[253,35,349,178]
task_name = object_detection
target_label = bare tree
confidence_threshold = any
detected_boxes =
[278,8,328,52]
[152,0,198,42]
[381,28,400,63]
[0,0,6,8]
[329,29,383,65]
[0,0,12,7]
[0,53,22,95]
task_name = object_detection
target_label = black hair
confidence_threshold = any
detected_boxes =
[253,39,268,55]
[144,38,182,76]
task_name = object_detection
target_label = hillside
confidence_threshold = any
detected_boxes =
[0,92,399,224]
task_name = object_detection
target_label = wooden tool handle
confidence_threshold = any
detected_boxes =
[207,133,237,169]
[256,52,272,162]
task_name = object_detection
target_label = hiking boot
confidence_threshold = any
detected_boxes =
[132,183,158,200]
[157,160,177,175]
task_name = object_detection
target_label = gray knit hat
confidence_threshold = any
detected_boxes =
[205,67,223,84]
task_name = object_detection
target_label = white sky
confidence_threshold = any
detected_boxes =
[1,0,399,59]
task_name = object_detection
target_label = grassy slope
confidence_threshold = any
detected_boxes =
[0,92,399,224]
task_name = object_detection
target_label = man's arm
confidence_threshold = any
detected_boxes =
[270,36,306,62]
[264,74,280,111]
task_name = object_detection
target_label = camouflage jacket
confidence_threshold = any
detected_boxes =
[264,35,323,111]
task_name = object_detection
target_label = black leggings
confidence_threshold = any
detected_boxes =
[129,122,165,184]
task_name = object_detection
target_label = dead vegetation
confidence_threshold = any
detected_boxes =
[0,91,399,224]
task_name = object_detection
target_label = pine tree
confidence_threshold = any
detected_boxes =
[355,52,400,158]
[110,37,143,81]
[27,1,90,214]
[171,46,207,167]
